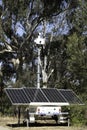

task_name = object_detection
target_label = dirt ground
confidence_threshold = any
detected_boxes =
[0,116,87,130]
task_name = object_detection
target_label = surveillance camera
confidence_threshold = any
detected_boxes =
[34,34,45,45]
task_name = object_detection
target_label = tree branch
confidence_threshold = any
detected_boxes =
[48,69,54,80]
[0,49,15,53]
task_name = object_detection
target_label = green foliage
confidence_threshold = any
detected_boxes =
[71,1,87,34]
[67,33,85,71]
[66,32,87,93]
[70,105,87,126]
[13,69,36,88]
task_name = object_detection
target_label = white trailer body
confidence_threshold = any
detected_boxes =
[35,106,61,115]
[24,106,62,123]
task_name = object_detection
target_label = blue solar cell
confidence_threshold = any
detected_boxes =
[59,89,83,104]
[23,88,48,102]
[41,88,67,102]
[5,88,30,105]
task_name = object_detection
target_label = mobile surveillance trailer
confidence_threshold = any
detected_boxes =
[4,34,83,127]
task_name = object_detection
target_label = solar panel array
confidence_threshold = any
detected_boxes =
[5,87,83,105]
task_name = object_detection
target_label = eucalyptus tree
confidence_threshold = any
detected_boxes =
[0,0,81,89]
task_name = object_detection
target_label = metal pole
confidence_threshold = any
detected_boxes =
[37,47,40,88]
[18,107,20,126]
[26,109,29,127]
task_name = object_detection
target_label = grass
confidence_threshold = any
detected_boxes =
[0,116,87,130]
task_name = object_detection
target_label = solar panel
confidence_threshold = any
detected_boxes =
[59,89,83,104]
[41,88,67,102]
[5,88,30,105]
[23,88,49,102]
[4,87,83,105]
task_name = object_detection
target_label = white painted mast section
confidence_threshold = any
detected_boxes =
[34,33,45,88]
[37,47,41,88]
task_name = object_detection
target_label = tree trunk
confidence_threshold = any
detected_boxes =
[42,69,48,88]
